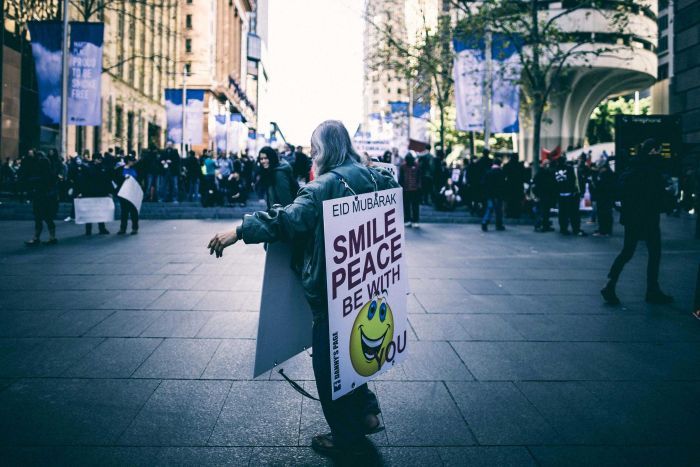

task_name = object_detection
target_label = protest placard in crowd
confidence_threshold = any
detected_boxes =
[323,187,408,400]
[117,176,144,212]
[74,197,115,224]
[371,161,399,182]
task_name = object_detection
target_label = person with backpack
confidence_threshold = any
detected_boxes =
[257,146,298,208]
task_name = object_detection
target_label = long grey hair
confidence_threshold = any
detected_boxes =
[310,120,361,175]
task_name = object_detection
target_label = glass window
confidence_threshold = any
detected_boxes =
[186,14,192,29]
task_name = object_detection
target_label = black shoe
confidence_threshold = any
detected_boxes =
[601,286,621,305]
[130,230,138,235]
[363,413,385,435]
[481,223,488,232]
[311,433,368,458]
[42,238,58,245]
[560,230,571,236]
[117,230,126,235]
[496,225,505,231]
[24,239,41,247]
[645,290,674,305]
[576,230,588,237]
[99,229,110,235]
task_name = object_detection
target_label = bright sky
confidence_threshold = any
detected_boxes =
[267,0,365,146]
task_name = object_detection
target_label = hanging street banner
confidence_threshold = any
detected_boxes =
[389,101,409,156]
[214,114,228,153]
[323,188,409,400]
[490,34,522,133]
[453,38,485,132]
[165,89,205,145]
[228,113,246,154]
[67,22,104,125]
[28,21,64,125]
[409,101,431,151]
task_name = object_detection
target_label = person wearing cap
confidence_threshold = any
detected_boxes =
[116,156,139,235]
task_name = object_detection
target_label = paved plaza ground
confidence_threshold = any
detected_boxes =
[0,216,699,466]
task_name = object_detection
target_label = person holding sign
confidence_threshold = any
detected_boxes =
[116,156,140,235]
[208,121,399,458]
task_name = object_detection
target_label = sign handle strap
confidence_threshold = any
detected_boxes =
[278,368,320,401]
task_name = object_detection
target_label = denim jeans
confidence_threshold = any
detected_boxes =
[482,198,503,227]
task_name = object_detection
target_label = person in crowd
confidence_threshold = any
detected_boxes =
[207,120,396,458]
[554,156,586,236]
[257,146,297,208]
[141,147,159,202]
[116,155,139,235]
[601,139,674,305]
[592,156,616,237]
[0,157,16,194]
[20,149,59,245]
[280,143,296,165]
[470,149,492,215]
[503,154,524,218]
[216,152,234,201]
[399,152,421,228]
[242,151,256,195]
[159,142,180,203]
[184,150,201,202]
[77,153,111,235]
[201,152,219,207]
[438,177,460,211]
[381,150,392,164]
[481,159,506,232]
[293,145,312,185]
[532,158,557,232]
[417,145,434,205]
[227,171,247,206]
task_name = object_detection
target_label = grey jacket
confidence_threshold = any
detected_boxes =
[239,158,399,316]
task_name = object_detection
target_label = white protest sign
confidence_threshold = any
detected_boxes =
[371,161,399,182]
[323,187,408,400]
[74,197,115,224]
[117,176,144,212]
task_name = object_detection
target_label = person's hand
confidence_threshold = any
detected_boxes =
[208,229,238,258]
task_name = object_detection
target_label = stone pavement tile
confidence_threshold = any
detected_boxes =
[120,380,232,446]
[0,337,103,377]
[459,315,524,341]
[438,447,536,466]
[459,279,510,295]
[620,446,700,466]
[0,447,162,467]
[248,447,332,466]
[140,311,215,338]
[132,339,221,379]
[202,339,257,380]
[528,294,621,314]
[85,310,165,337]
[528,446,629,467]
[29,309,114,337]
[150,274,200,290]
[155,263,199,275]
[581,381,700,445]
[407,293,426,314]
[416,293,540,314]
[208,381,302,446]
[0,309,68,337]
[112,274,168,290]
[408,314,471,340]
[194,291,260,311]
[400,341,473,381]
[446,381,560,445]
[147,291,208,310]
[449,342,541,380]
[64,338,162,378]
[408,279,469,295]
[1,290,109,310]
[516,382,623,444]
[99,290,164,310]
[378,447,441,466]
[500,279,594,296]
[0,378,159,445]
[155,447,253,466]
[375,381,475,446]
[192,274,262,292]
[269,350,315,381]
[196,312,259,338]
[0,378,15,393]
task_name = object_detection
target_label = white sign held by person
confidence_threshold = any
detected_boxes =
[117,176,144,213]
[371,161,399,182]
[74,197,115,224]
[323,187,408,400]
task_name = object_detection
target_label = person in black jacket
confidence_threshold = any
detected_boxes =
[533,159,557,232]
[21,149,59,245]
[78,154,112,235]
[293,146,311,184]
[601,139,673,305]
[159,143,180,202]
[481,160,506,231]
[592,157,616,237]
[257,146,297,208]
[554,156,586,236]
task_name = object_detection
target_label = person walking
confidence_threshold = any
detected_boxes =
[601,139,674,305]
[257,146,298,208]
[554,156,586,236]
[481,160,506,232]
[184,150,201,201]
[207,120,396,458]
[21,149,59,246]
[533,159,557,232]
[417,145,434,205]
[399,152,421,227]
[116,156,140,235]
[592,157,616,237]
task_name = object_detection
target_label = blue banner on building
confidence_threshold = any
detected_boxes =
[28,21,64,125]
[68,22,104,126]
[453,38,486,132]
[214,114,227,152]
[165,89,205,145]
[490,34,522,133]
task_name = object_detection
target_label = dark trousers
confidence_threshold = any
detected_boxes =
[312,317,379,447]
[608,225,661,292]
[421,179,433,204]
[558,195,581,233]
[597,199,614,235]
[119,198,139,232]
[403,190,420,223]
[32,196,57,238]
[85,223,107,234]
[535,198,553,230]
[482,198,503,227]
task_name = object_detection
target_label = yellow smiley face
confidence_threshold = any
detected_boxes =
[349,297,394,377]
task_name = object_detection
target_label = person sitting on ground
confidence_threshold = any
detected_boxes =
[438,177,460,211]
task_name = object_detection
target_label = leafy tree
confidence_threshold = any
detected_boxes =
[587,95,650,145]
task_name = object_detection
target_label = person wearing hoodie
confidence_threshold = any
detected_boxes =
[257,146,298,208]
